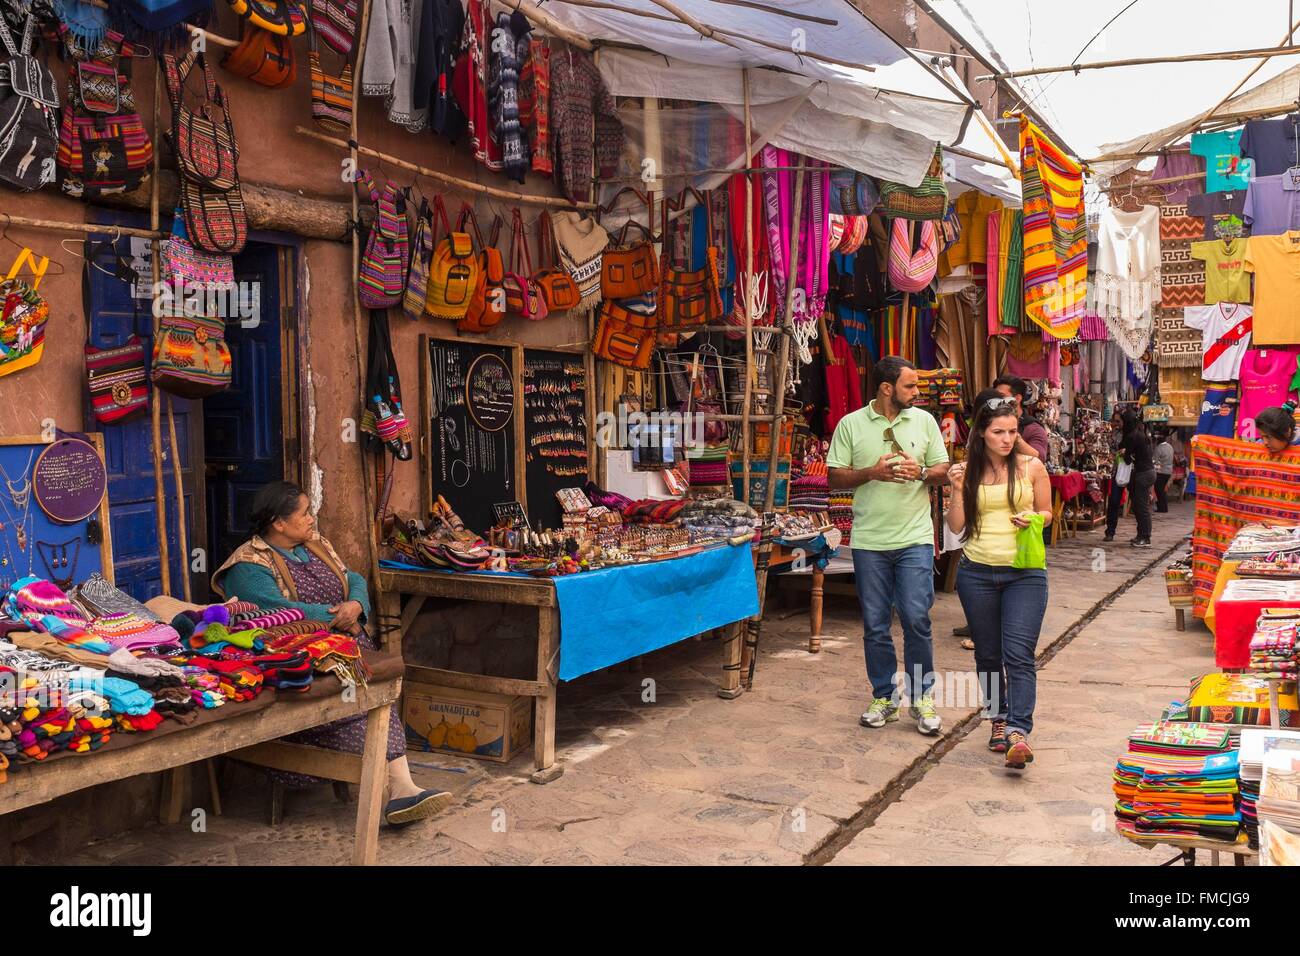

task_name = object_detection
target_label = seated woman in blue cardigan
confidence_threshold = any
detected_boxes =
[212,480,450,828]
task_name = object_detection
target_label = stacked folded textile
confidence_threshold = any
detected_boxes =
[687,444,730,495]
[5,576,111,654]
[1258,749,1300,837]
[267,630,371,686]
[1182,673,1300,727]
[789,461,829,515]
[621,498,687,524]
[829,489,854,544]
[88,611,181,652]
[1250,619,1299,680]
[1238,729,1300,849]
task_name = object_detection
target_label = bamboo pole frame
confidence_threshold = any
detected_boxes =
[0,213,165,241]
[295,126,598,210]
[977,43,1300,81]
[740,68,755,515]
[150,65,171,597]
[166,395,192,601]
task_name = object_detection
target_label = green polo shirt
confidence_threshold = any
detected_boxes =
[826,401,948,551]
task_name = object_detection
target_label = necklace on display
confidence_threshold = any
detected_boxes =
[0,449,35,511]
[37,538,80,590]
[0,485,32,561]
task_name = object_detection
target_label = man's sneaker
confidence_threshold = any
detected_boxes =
[988,719,1008,753]
[952,624,971,637]
[859,697,900,728]
[1005,731,1034,769]
[1130,538,1152,549]
[909,695,942,736]
[1102,534,1115,543]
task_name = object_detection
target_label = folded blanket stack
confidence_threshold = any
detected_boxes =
[1250,619,1298,680]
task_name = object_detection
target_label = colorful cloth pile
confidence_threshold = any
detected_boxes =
[1114,721,1242,844]
[1184,672,1300,727]
[789,460,829,515]
[1249,618,1298,680]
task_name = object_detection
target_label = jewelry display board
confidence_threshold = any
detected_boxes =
[0,434,114,592]
[421,336,523,535]
[523,348,590,529]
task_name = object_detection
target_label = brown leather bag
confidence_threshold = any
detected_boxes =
[593,297,657,370]
[658,190,723,330]
[532,211,581,312]
[600,216,658,299]
[222,23,296,89]
[459,214,507,334]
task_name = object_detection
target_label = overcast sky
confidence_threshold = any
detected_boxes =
[929,0,1300,159]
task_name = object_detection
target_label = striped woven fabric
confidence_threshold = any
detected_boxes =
[310,0,357,55]
[310,51,352,133]
[887,218,938,293]
[1190,435,1300,617]
[1019,118,1085,339]
[230,607,307,632]
[999,208,1024,330]
[356,170,409,308]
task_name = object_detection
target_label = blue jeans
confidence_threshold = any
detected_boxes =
[955,558,1048,737]
[852,545,935,703]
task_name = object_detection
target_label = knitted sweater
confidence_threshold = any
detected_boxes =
[361,0,424,130]
[550,46,622,203]
[487,11,528,183]
[453,0,501,170]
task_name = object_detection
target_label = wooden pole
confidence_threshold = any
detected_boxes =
[350,0,381,587]
[976,43,1300,81]
[166,395,191,601]
[150,64,171,596]
[1088,104,1300,164]
[499,0,595,50]
[742,165,805,690]
[0,213,165,241]
[721,69,755,701]
[1097,170,1203,192]
[295,126,598,210]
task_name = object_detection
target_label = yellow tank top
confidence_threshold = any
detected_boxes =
[963,476,1034,566]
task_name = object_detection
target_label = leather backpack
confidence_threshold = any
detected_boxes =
[423,199,480,322]
[222,23,296,88]
[0,14,58,192]
[458,214,506,334]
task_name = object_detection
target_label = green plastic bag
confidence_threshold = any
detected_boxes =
[1012,513,1046,570]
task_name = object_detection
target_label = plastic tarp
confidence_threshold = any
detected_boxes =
[553,542,760,681]
[937,63,1021,204]
[594,47,970,187]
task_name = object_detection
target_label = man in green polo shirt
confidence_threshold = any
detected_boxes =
[828,356,950,735]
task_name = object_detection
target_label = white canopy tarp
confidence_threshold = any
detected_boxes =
[936,63,1021,204]
[533,1,973,185]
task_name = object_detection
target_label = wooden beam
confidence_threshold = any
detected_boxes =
[977,43,1300,81]
[295,126,597,210]
[707,0,838,26]
[185,24,239,49]
[499,0,595,50]
[0,213,164,240]
[644,0,742,50]
[150,63,170,598]
[406,664,549,698]
[1097,171,1203,193]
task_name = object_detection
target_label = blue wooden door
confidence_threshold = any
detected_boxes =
[203,242,284,576]
[85,210,199,601]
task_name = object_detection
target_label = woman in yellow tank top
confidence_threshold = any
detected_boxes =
[945,394,1053,770]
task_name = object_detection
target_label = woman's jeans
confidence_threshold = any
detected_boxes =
[955,558,1048,736]
[852,545,935,704]
[1105,467,1156,540]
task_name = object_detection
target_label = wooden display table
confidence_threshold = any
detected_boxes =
[0,653,403,865]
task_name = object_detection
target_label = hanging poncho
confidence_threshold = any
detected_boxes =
[1020,117,1086,339]
[1096,204,1161,360]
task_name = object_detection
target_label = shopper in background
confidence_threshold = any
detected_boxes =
[947,395,1053,769]
[828,356,951,736]
[1153,429,1174,514]
[1104,407,1156,548]
[992,375,1049,461]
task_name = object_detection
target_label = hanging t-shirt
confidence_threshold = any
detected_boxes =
[1197,384,1239,439]
[1238,347,1300,439]
[1151,146,1205,205]
[1239,117,1300,178]
[1244,232,1300,344]
[1243,171,1300,236]
[1191,129,1253,193]
[1183,302,1253,381]
[1190,237,1252,304]
[1187,190,1248,240]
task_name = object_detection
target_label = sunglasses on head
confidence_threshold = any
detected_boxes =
[984,397,1019,413]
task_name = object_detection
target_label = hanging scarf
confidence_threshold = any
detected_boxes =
[1019,117,1086,339]
[550,210,608,313]
[761,144,788,311]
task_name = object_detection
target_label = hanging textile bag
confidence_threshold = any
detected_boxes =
[458,215,506,334]
[164,51,248,254]
[403,198,433,320]
[829,169,879,216]
[360,308,412,460]
[659,193,723,331]
[502,208,547,321]
[151,313,232,398]
[225,0,308,36]
[83,247,149,424]
[309,0,357,55]
[308,17,352,132]
[56,28,153,199]
[878,147,948,221]
[532,211,581,313]
[593,298,656,370]
[0,246,49,379]
[0,14,58,192]
[887,218,939,293]
[162,207,236,292]
[423,199,480,321]
[356,168,409,308]
[221,23,296,88]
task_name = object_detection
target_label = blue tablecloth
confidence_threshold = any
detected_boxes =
[554,543,759,680]
[382,544,760,681]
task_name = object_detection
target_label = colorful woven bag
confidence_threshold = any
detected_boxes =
[308,19,352,132]
[162,209,235,290]
[423,199,480,321]
[309,0,357,54]
[879,147,948,222]
[152,313,232,398]
[0,13,59,192]
[403,198,433,320]
[887,217,939,293]
[0,246,48,379]
[356,169,408,309]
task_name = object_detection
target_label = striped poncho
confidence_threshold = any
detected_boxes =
[1020,118,1086,339]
